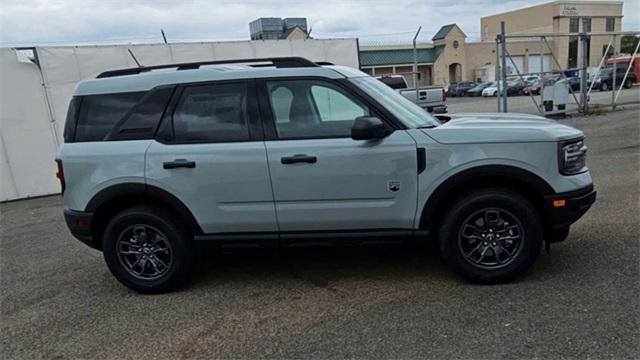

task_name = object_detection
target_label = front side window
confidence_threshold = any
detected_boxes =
[350,76,439,129]
[267,80,369,139]
[172,83,249,142]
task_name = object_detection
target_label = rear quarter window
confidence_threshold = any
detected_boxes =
[74,92,145,142]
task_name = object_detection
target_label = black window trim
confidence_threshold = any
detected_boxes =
[154,79,264,145]
[256,76,407,141]
[105,85,176,141]
[64,96,82,143]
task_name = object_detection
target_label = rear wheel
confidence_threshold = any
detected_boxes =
[103,206,194,293]
[439,188,542,283]
[624,79,632,89]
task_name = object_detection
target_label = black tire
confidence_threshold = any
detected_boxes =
[439,188,542,284]
[624,79,632,89]
[102,206,194,293]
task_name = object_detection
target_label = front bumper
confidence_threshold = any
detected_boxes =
[544,184,596,242]
[64,208,99,250]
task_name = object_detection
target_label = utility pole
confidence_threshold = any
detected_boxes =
[500,21,508,112]
[580,18,589,113]
[161,29,168,44]
[413,26,422,100]
[495,38,501,112]
[612,35,617,110]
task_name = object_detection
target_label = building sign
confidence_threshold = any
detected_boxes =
[562,4,579,16]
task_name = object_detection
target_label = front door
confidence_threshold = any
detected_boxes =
[260,78,418,232]
[145,81,277,234]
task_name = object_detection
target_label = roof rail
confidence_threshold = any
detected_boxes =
[96,57,319,78]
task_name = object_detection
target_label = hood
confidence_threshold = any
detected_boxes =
[425,113,583,144]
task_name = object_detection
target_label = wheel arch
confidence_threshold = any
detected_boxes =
[86,183,203,249]
[419,165,554,235]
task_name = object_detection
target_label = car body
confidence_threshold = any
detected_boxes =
[591,66,637,91]
[466,82,493,97]
[376,75,447,113]
[483,80,525,96]
[449,82,477,97]
[58,57,595,293]
[523,79,542,95]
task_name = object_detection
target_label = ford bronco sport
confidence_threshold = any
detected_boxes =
[58,57,596,293]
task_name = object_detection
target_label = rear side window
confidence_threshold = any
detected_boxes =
[172,83,250,142]
[63,97,81,143]
[108,87,174,140]
[75,92,145,142]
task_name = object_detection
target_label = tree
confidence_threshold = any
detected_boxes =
[620,35,639,55]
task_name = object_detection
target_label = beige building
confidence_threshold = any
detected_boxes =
[481,0,623,69]
[360,0,624,86]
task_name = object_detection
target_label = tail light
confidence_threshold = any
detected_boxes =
[55,159,65,193]
[442,89,447,102]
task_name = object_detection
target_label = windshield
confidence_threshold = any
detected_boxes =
[350,77,440,128]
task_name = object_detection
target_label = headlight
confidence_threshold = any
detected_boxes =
[558,138,588,175]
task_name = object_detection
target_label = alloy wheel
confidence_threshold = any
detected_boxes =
[116,225,173,280]
[457,208,524,269]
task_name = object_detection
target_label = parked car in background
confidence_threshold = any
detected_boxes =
[591,66,637,91]
[377,75,447,113]
[566,76,582,91]
[375,74,407,89]
[523,79,542,95]
[481,80,524,96]
[507,79,526,95]
[482,82,500,97]
[449,82,477,97]
[466,82,493,97]
[58,57,595,293]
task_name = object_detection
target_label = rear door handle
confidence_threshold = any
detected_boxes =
[163,159,196,169]
[281,154,317,164]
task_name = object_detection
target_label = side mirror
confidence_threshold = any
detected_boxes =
[351,116,387,140]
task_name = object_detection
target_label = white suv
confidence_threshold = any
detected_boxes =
[57,57,596,293]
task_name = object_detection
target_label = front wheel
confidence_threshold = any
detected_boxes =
[439,189,542,283]
[103,206,194,293]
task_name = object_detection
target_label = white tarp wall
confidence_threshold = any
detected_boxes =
[0,39,359,201]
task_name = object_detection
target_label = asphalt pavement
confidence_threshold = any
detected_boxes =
[1,108,638,359]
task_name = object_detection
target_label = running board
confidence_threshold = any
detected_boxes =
[194,229,429,249]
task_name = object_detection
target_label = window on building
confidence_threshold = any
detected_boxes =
[568,37,578,68]
[173,83,250,142]
[602,45,614,58]
[582,18,591,33]
[569,17,579,33]
[606,17,615,32]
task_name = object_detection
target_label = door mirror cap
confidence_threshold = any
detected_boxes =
[351,116,387,140]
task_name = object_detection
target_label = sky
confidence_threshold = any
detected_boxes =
[0,0,638,47]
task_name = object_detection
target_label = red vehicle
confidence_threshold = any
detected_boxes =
[607,56,640,85]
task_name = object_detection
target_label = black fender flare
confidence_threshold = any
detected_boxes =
[419,165,555,229]
[85,183,203,234]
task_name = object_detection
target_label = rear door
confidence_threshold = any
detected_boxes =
[145,81,277,234]
[259,78,418,232]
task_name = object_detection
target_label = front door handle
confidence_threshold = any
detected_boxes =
[281,154,317,164]
[163,159,196,169]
